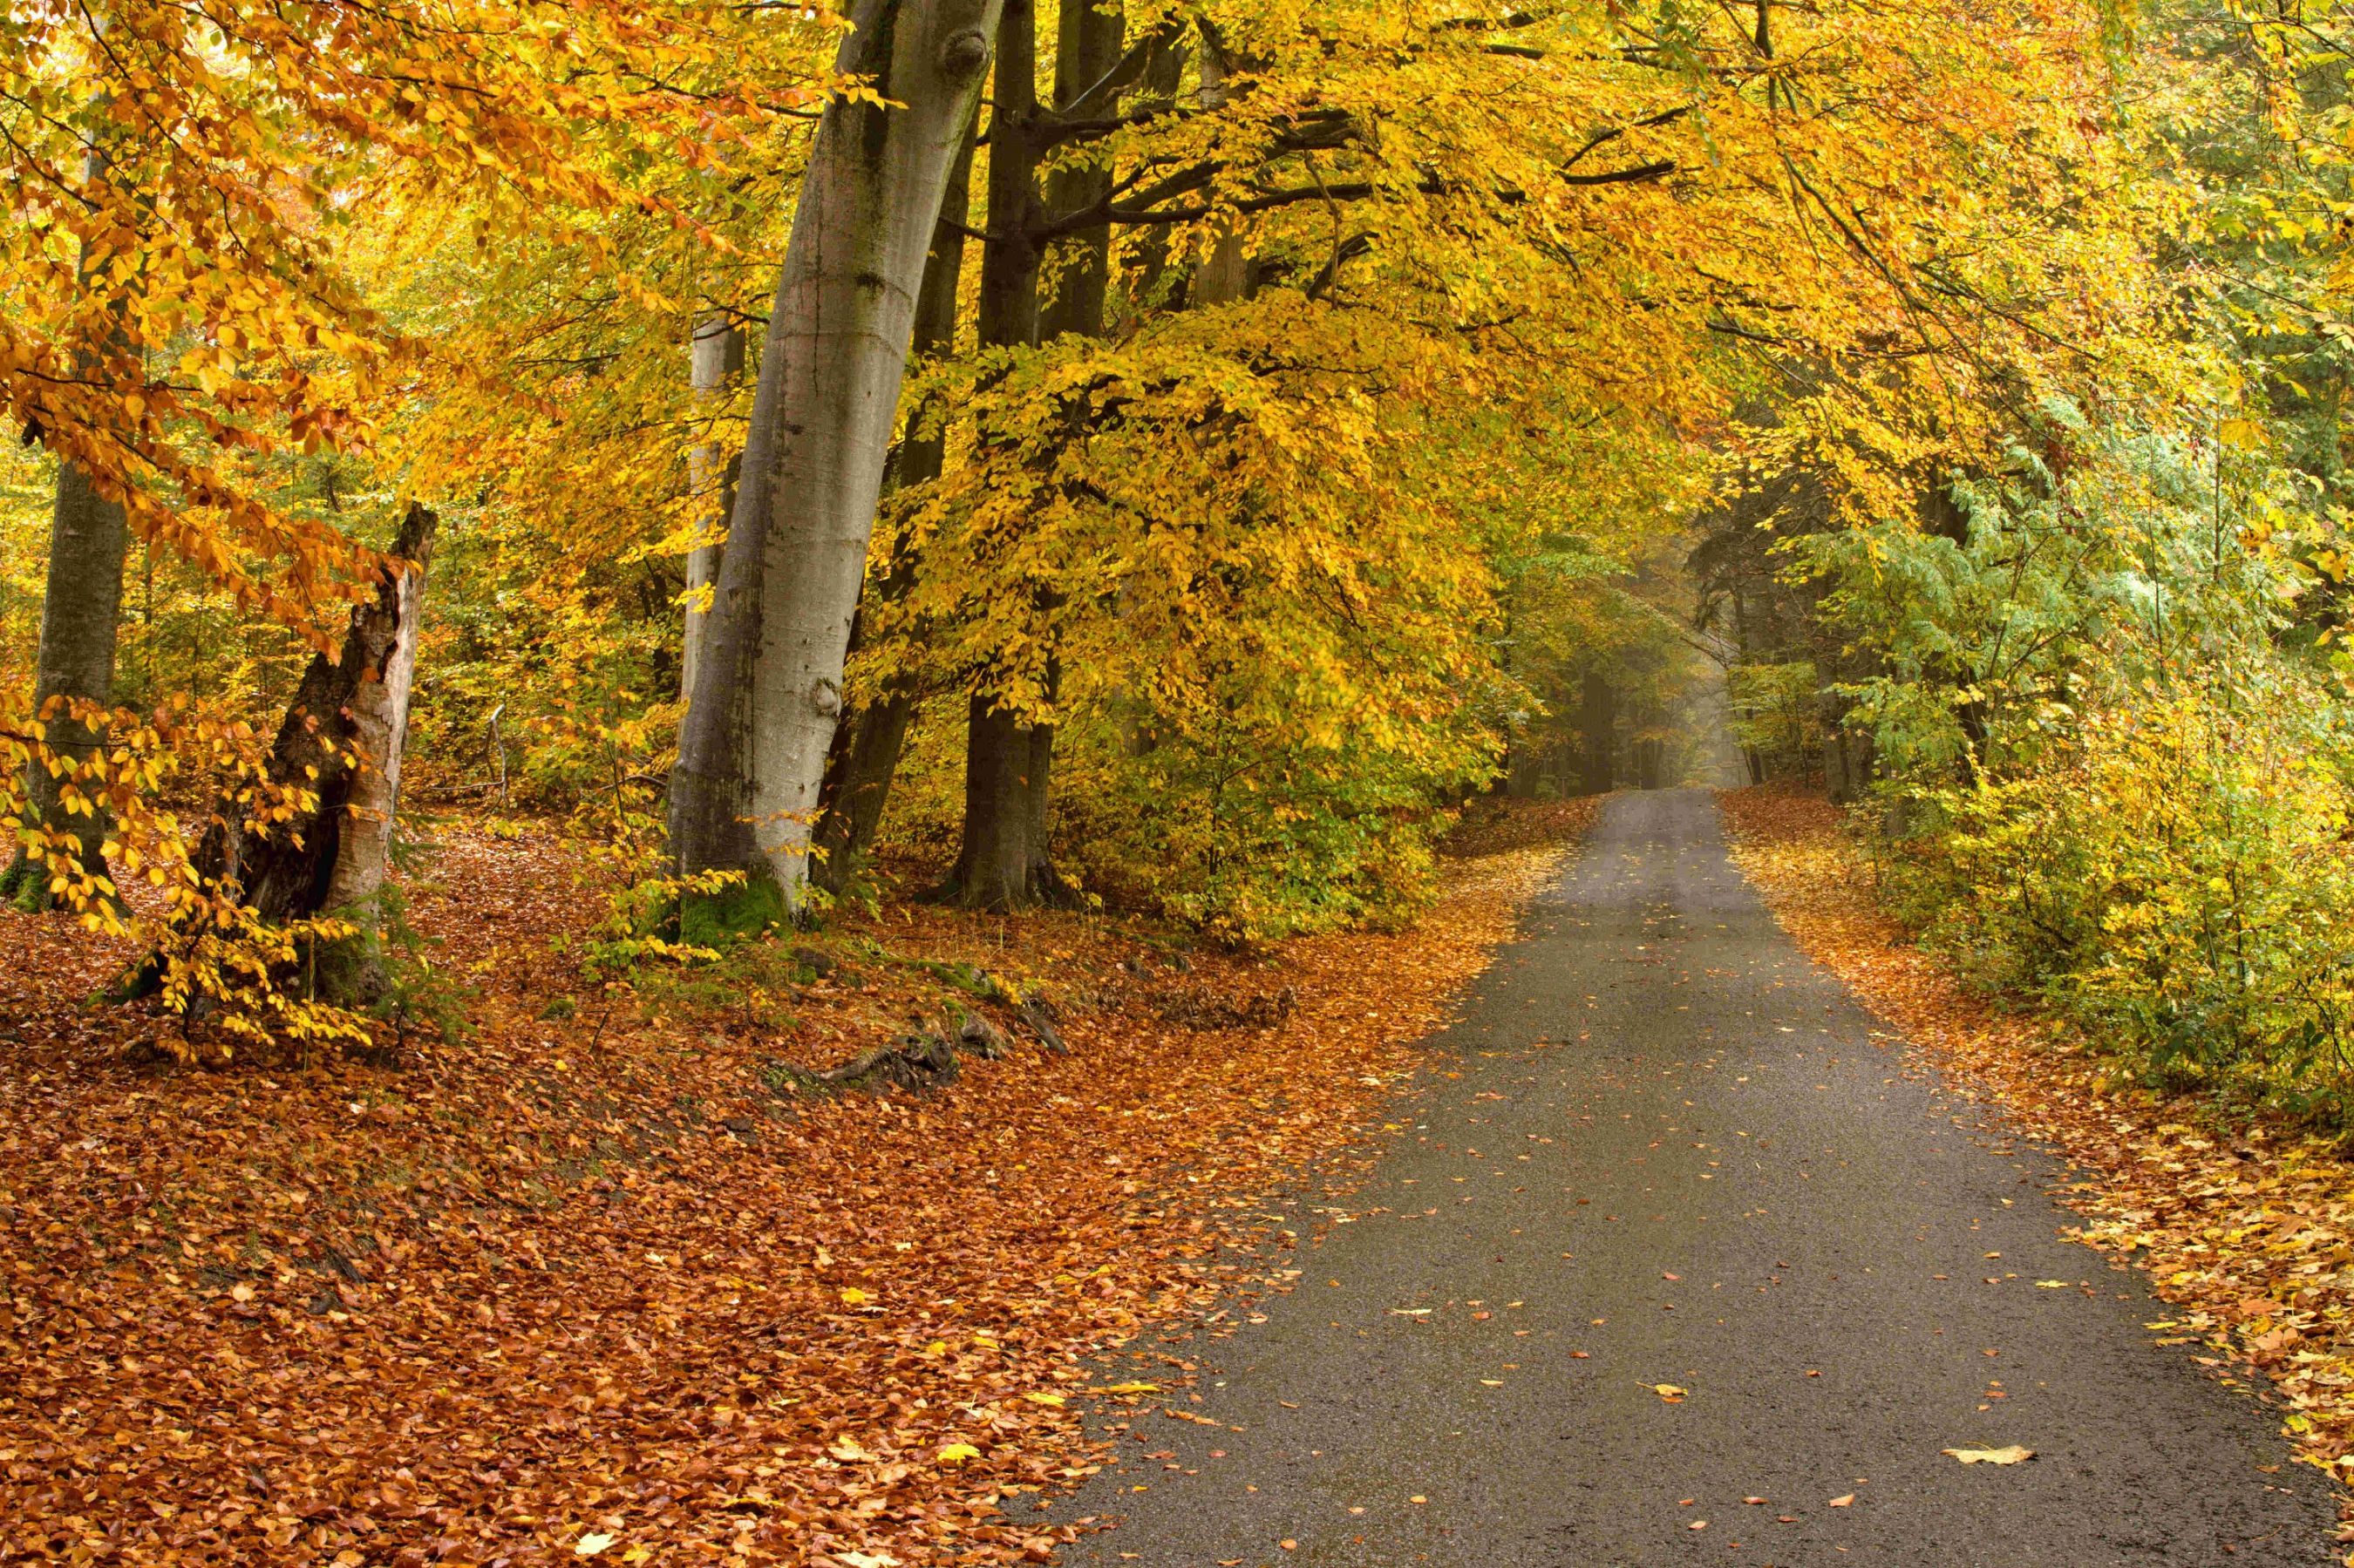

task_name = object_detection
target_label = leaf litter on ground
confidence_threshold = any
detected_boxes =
[0,799,1595,1565]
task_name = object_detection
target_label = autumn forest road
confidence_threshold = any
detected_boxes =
[1045,789,2341,1566]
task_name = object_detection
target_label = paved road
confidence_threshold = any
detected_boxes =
[1045,790,2340,1566]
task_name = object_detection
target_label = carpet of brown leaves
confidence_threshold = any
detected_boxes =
[1718,786,2354,1525]
[0,799,1593,1567]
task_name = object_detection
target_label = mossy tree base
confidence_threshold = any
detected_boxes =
[678,865,792,950]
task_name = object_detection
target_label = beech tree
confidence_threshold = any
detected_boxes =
[809,114,982,898]
[3,459,130,911]
[669,0,1005,923]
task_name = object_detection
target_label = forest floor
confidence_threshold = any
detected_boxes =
[0,797,1593,1567]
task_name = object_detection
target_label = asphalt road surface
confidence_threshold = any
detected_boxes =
[1044,789,2340,1566]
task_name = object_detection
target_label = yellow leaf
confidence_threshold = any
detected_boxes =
[839,1286,869,1305]
[1942,1445,2034,1465]
[574,1534,616,1558]
[936,1442,982,1465]
[1647,1383,1686,1402]
[1024,1391,1066,1407]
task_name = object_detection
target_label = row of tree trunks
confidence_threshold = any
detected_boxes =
[670,0,1003,917]
[693,3,1241,914]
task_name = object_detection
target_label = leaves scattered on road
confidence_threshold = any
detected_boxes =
[1721,787,2354,1494]
[1943,1445,2036,1465]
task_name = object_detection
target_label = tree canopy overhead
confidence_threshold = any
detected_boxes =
[0,0,2338,1038]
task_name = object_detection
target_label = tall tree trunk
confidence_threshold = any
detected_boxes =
[670,0,1002,920]
[957,694,1041,907]
[810,112,981,896]
[1039,0,1123,342]
[1579,670,1616,796]
[947,0,1122,909]
[5,132,135,913]
[1191,25,1250,307]
[679,314,744,706]
[948,0,1053,911]
[1121,29,1192,313]
[2,462,131,910]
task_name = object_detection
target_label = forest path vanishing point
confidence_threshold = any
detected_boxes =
[1046,789,2342,1566]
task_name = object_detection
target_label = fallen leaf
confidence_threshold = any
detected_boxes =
[1828,1494,1854,1508]
[936,1442,982,1465]
[1647,1382,1687,1402]
[1942,1445,2034,1465]
[575,1534,616,1558]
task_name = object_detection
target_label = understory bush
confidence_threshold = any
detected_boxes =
[1896,684,2354,1114]
[876,700,1471,946]
[1817,404,2354,1119]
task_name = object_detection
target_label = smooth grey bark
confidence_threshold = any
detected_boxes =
[810,112,981,897]
[670,0,1003,903]
[680,314,744,706]
[2,460,132,908]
